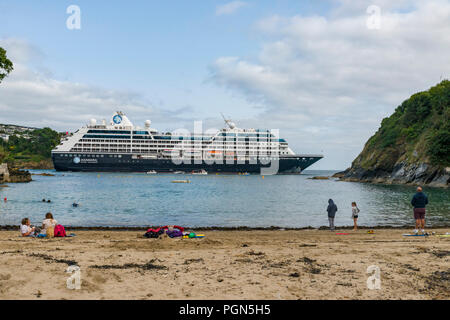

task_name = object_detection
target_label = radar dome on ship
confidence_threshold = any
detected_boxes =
[145,120,151,128]
[90,119,97,126]
[229,122,236,129]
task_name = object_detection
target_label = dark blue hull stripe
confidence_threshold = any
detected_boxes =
[52,154,322,173]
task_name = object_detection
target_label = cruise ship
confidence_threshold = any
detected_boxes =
[51,112,323,174]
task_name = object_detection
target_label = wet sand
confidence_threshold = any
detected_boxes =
[0,228,448,300]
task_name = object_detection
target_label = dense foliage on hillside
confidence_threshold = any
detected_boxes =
[355,80,450,170]
[0,128,61,166]
[0,47,13,83]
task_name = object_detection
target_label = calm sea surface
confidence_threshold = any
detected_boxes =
[0,170,448,228]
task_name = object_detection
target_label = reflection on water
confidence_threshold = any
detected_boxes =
[0,170,448,228]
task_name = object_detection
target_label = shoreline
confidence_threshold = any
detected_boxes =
[1,224,450,231]
[0,228,448,299]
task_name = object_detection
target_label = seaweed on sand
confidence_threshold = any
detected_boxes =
[28,253,78,266]
[430,250,450,258]
[0,250,23,255]
[424,270,450,296]
[297,256,322,274]
[297,257,316,264]
[247,250,265,256]
[90,259,167,271]
[184,258,204,265]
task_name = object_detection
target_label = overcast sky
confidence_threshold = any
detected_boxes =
[0,0,449,170]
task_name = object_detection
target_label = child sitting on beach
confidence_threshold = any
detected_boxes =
[351,202,360,231]
[40,212,58,237]
[20,218,38,237]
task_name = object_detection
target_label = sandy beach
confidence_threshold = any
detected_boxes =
[0,228,448,300]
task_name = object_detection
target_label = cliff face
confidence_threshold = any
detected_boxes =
[0,163,32,183]
[13,159,54,170]
[335,81,450,188]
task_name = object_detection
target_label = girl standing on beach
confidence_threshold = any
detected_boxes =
[351,202,360,231]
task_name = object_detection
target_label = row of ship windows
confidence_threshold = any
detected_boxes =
[74,145,284,150]
[79,140,284,144]
[82,135,285,142]
[69,149,290,155]
[57,154,292,159]
[59,154,123,158]
[76,143,286,148]
[87,130,148,135]
[119,157,280,162]
[70,150,288,155]
[86,131,276,138]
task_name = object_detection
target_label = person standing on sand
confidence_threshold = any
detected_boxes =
[411,186,428,235]
[327,199,338,231]
[351,202,360,231]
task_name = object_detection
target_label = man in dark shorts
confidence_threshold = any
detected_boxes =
[411,186,428,234]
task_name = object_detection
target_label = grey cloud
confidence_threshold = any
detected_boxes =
[0,38,195,132]
[210,0,450,169]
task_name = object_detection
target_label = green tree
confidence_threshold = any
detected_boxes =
[0,47,13,83]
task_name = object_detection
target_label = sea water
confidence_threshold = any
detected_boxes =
[0,170,448,228]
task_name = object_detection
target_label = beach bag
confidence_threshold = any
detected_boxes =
[144,231,160,238]
[46,226,55,238]
[166,229,183,238]
[54,224,66,237]
[144,228,164,238]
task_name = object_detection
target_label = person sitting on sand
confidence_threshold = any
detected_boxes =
[351,202,360,231]
[411,186,428,235]
[20,218,38,237]
[40,212,58,237]
[327,199,338,231]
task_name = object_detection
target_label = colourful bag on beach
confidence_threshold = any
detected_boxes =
[166,229,183,238]
[54,224,66,237]
[144,229,164,238]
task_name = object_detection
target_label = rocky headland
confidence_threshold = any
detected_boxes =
[334,81,449,188]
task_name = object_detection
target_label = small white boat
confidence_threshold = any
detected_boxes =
[146,170,157,174]
[192,169,208,175]
[172,179,190,183]
[173,171,185,174]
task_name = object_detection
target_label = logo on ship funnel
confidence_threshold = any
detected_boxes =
[113,114,123,124]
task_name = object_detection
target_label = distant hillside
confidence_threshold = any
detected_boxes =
[335,80,450,187]
[0,126,62,169]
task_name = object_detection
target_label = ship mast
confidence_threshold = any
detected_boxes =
[220,113,236,130]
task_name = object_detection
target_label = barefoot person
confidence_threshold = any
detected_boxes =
[327,199,338,231]
[411,186,428,234]
[351,202,360,231]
